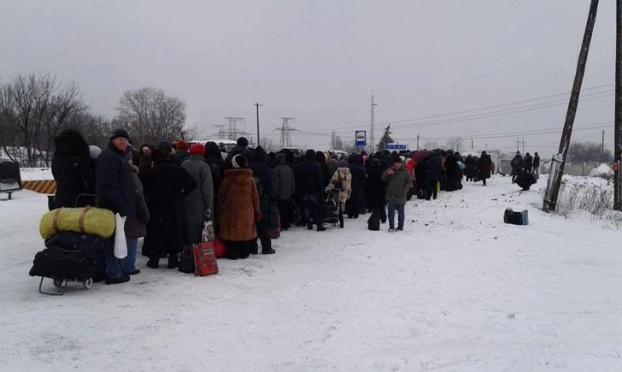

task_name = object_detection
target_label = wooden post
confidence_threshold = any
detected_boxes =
[543,0,600,212]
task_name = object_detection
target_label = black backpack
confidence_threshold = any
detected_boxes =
[367,213,380,231]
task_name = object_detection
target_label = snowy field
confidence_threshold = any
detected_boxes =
[0,176,621,371]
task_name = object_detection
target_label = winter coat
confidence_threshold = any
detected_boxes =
[423,155,442,182]
[523,154,533,171]
[325,167,352,203]
[533,155,541,168]
[348,157,367,204]
[51,130,91,208]
[511,155,523,171]
[124,164,150,239]
[272,154,296,201]
[142,159,197,253]
[366,159,387,210]
[217,169,260,242]
[96,143,136,217]
[478,155,492,179]
[173,150,189,166]
[382,167,411,205]
[182,155,214,244]
[295,160,324,195]
[250,159,273,215]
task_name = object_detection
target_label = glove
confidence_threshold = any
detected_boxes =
[254,211,261,222]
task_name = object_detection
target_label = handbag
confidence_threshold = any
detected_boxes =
[193,242,219,276]
[178,246,195,273]
[192,221,219,276]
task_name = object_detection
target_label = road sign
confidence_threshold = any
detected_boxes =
[355,130,366,147]
[386,143,408,151]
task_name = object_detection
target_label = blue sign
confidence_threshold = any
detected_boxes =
[355,130,366,147]
[386,143,408,151]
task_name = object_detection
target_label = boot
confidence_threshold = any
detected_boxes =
[147,256,159,269]
[262,248,276,254]
[167,253,179,269]
[249,244,258,255]
[316,225,326,232]
[307,223,313,230]
[105,274,130,285]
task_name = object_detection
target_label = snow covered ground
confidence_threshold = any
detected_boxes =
[0,176,621,371]
[19,167,53,181]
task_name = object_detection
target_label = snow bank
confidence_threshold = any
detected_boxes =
[556,175,622,227]
[588,163,613,179]
[20,167,53,181]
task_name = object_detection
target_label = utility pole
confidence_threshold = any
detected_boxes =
[254,103,262,147]
[615,0,622,210]
[370,92,377,153]
[602,129,606,161]
[543,0,600,212]
[516,137,520,152]
[416,134,420,150]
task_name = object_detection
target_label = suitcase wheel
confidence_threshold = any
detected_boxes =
[53,278,65,288]
[83,278,93,289]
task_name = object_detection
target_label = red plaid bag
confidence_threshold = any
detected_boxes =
[193,242,219,276]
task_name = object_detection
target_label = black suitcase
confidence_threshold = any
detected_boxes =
[29,247,96,295]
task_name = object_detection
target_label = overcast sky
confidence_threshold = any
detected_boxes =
[0,0,617,155]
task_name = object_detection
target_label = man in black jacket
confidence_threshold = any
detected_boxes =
[143,141,197,269]
[295,149,326,231]
[96,129,136,284]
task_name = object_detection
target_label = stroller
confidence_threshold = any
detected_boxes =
[29,194,105,295]
[323,188,342,227]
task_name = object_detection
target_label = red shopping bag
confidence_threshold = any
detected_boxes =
[193,242,219,276]
[214,239,227,258]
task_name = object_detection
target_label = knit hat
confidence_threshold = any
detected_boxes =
[110,128,130,141]
[157,141,172,153]
[231,154,248,169]
[189,143,206,156]
[176,141,189,151]
[236,137,249,147]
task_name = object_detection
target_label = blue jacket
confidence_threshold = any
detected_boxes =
[96,143,136,217]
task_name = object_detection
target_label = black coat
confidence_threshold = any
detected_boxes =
[295,160,324,195]
[365,161,387,210]
[96,144,136,217]
[523,154,533,171]
[142,159,196,254]
[533,155,541,168]
[348,162,367,203]
[423,155,442,182]
[51,130,91,208]
[478,155,492,179]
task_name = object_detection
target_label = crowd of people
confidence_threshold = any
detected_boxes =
[50,128,493,285]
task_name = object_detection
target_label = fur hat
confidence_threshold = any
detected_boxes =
[236,137,249,147]
[110,128,130,141]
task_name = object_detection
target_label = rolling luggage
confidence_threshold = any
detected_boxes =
[504,208,529,225]
[29,246,96,295]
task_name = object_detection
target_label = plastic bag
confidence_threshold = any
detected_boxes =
[113,214,127,259]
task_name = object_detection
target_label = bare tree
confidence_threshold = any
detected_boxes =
[0,74,86,166]
[117,87,186,144]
